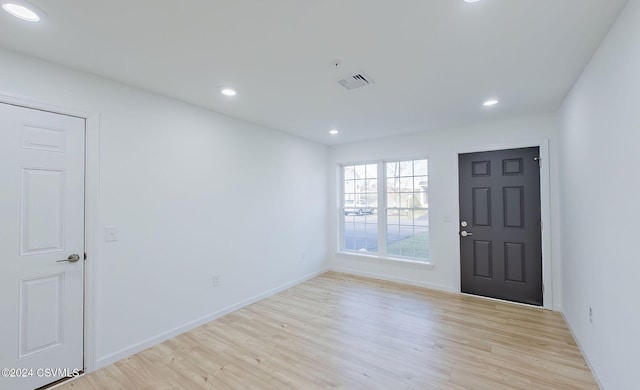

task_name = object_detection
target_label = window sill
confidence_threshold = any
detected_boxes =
[335,251,434,270]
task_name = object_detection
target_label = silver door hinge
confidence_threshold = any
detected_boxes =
[534,157,541,167]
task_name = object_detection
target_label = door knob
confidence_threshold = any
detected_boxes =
[57,254,81,263]
[460,231,473,237]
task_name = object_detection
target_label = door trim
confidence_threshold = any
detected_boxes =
[0,92,100,373]
[453,139,553,310]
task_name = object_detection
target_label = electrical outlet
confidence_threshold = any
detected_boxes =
[589,307,593,324]
[212,275,220,287]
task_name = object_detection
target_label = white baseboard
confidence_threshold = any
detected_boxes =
[330,267,565,314]
[329,266,456,293]
[560,312,604,390]
[95,268,328,369]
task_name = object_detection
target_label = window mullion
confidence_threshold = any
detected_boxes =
[378,161,387,256]
[338,166,345,252]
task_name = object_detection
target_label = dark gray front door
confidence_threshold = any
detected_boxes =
[459,147,542,306]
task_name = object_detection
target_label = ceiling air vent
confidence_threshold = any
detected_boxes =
[338,73,374,90]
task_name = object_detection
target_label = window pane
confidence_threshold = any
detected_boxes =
[384,158,429,261]
[343,211,378,253]
[387,225,430,260]
[342,163,378,254]
[364,193,378,208]
[414,176,428,191]
[342,159,427,261]
[366,164,378,179]
[386,162,399,177]
[344,166,355,181]
[396,209,413,226]
[399,193,423,208]
[364,178,377,194]
[414,209,429,227]
[387,192,400,208]
[398,161,413,177]
[344,180,355,195]
[387,208,400,223]
[399,177,413,191]
[386,178,399,193]
[414,159,428,176]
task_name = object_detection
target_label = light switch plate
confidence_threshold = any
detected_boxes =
[105,226,118,242]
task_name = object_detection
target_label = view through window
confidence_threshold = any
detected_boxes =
[341,159,429,261]
[342,163,378,254]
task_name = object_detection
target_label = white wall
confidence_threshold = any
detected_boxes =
[328,113,562,309]
[0,48,328,368]
[559,1,640,389]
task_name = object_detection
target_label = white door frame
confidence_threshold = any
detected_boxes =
[453,139,553,310]
[0,92,100,372]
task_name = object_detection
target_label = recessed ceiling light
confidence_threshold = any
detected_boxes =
[464,0,480,3]
[483,99,499,107]
[220,88,237,97]
[2,2,41,22]
[329,129,339,135]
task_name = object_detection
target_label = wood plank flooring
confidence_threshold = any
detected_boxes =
[57,272,598,389]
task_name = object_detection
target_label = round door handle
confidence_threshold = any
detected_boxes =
[460,231,473,237]
[57,254,81,263]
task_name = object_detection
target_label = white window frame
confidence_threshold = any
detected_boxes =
[339,158,430,264]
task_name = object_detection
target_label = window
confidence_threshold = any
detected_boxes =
[342,164,378,254]
[341,159,429,262]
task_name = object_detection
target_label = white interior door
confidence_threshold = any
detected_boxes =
[0,103,85,390]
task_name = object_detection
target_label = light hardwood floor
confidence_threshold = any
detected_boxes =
[57,272,598,389]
